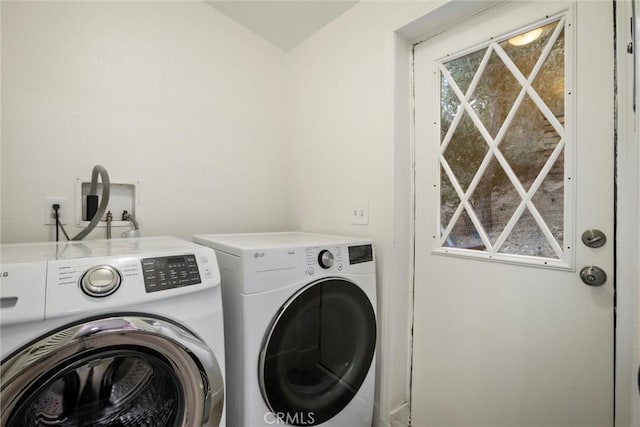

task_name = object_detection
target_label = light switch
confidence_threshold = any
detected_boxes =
[350,201,369,225]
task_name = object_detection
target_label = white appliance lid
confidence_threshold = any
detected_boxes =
[0,237,203,263]
[194,232,368,249]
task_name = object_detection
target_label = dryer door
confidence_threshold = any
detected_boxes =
[0,314,224,427]
[259,278,376,426]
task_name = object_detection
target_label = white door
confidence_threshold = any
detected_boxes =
[412,1,614,425]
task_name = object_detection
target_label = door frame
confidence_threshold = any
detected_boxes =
[390,0,639,425]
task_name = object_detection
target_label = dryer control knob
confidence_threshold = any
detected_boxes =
[318,250,334,269]
[81,265,121,297]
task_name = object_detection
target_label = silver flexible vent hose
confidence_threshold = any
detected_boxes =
[72,165,110,241]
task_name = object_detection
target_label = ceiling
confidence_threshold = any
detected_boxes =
[206,1,359,51]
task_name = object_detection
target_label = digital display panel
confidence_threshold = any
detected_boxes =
[141,254,201,293]
[348,244,373,265]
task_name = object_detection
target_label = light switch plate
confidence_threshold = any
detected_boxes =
[350,201,369,225]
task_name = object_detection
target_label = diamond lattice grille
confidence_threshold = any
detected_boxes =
[437,18,566,259]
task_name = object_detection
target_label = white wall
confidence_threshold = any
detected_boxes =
[1,1,288,243]
[284,2,439,425]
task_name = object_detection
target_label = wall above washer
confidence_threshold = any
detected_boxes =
[0,1,289,243]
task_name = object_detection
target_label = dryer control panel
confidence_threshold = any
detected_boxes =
[306,246,344,275]
[305,243,374,276]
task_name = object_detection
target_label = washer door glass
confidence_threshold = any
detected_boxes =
[259,278,376,426]
[7,350,182,426]
[1,315,224,427]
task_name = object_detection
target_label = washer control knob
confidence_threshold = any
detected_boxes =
[81,265,121,297]
[318,250,334,269]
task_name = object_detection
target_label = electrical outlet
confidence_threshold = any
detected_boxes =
[44,197,71,225]
[350,201,369,225]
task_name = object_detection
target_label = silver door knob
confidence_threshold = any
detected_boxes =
[579,266,607,287]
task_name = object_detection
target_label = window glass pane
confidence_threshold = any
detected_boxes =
[498,209,558,258]
[532,28,565,117]
[443,48,486,95]
[471,158,521,244]
[442,111,488,192]
[531,150,564,248]
[500,21,559,78]
[470,50,521,138]
[440,166,460,232]
[437,18,565,261]
[444,209,486,251]
[440,76,460,138]
[501,95,560,190]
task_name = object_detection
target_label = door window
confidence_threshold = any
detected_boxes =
[437,16,570,266]
[259,278,376,426]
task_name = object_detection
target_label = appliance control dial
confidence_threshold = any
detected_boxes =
[318,250,335,269]
[80,265,122,297]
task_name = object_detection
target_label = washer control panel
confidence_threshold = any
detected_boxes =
[37,238,220,319]
[141,254,201,293]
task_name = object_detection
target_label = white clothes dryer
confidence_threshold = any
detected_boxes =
[0,237,225,427]
[193,232,376,427]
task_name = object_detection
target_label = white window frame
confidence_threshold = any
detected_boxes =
[431,10,576,270]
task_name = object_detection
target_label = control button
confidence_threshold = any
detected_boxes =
[80,265,121,298]
[318,250,334,269]
[337,263,343,271]
[307,267,315,275]
[204,267,213,279]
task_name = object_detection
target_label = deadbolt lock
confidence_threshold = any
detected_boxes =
[581,229,606,248]
[579,266,607,287]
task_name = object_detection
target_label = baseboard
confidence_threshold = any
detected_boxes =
[390,401,410,427]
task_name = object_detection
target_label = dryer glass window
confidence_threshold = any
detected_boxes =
[260,278,376,426]
[5,350,184,427]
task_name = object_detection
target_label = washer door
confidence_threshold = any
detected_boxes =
[0,314,224,427]
[259,278,376,426]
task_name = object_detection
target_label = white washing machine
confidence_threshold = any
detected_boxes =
[193,232,376,427]
[0,237,225,427]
